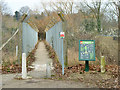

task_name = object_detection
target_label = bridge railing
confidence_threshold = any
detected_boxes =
[22,22,38,56]
[46,21,64,65]
[1,14,38,68]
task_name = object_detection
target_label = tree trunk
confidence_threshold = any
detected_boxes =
[118,7,120,33]
[97,15,101,32]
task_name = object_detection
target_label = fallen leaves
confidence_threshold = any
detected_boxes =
[2,41,39,74]
[44,40,119,88]
[52,62,119,88]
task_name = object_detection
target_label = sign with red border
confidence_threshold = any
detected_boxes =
[60,32,65,39]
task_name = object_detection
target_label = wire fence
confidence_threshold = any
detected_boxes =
[0,11,2,89]
[2,26,21,65]
[22,22,38,56]
[46,21,64,65]
[0,12,2,69]
[1,19,38,66]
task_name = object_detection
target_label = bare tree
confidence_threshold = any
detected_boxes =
[109,1,119,29]
[19,6,32,16]
[69,1,74,14]
[0,1,12,15]
[41,2,50,16]
[49,0,74,14]
[77,0,109,32]
[113,1,120,31]
[109,1,120,36]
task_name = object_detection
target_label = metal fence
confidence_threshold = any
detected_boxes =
[46,21,63,64]
[0,12,2,89]
[2,19,38,65]
[0,12,2,67]
[22,22,38,56]
[2,28,20,64]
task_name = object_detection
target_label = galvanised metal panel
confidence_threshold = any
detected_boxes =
[22,22,38,56]
[46,22,63,64]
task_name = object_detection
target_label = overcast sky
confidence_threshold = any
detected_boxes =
[3,0,118,15]
[3,0,81,15]
[4,0,43,15]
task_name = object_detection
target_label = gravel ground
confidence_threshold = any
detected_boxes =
[1,77,93,88]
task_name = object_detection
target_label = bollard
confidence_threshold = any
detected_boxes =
[101,56,105,73]
[46,63,51,78]
[22,53,27,79]
[16,45,18,57]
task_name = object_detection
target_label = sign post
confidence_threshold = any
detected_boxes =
[79,40,95,72]
[85,61,89,72]
[60,32,65,75]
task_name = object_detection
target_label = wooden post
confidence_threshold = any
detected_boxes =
[22,53,27,79]
[18,14,28,65]
[101,56,105,73]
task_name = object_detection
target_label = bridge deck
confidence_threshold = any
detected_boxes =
[28,41,53,78]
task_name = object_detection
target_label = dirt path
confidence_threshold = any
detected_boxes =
[28,41,53,78]
[2,78,93,88]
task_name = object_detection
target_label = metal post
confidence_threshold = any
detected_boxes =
[22,53,27,79]
[62,39,64,75]
[46,63,51,78]
[0,11,2,89]
[85,61,89,72]
[16,45,18,57]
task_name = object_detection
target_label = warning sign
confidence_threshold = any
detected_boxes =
[60,32,65,39]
